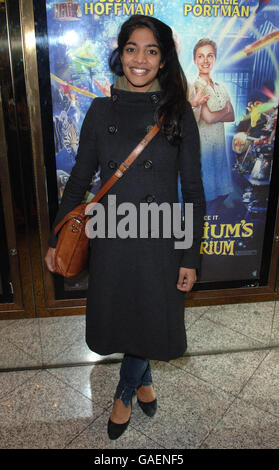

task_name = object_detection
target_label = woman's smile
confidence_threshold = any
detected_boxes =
[130,67,150,75]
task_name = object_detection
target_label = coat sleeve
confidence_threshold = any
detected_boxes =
[178,101,205,269]
[48,99,100,248]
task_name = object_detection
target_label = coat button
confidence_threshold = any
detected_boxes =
[150,94,159,104]
[112,94,118,103]
[143,160,153,169]
[145,194,155,203]
[108,125,117,134]
[108,160,117,169]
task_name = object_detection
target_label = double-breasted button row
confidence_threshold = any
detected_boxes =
[111,93,159,104]
[108,160,153,170]
[108,122,155,136]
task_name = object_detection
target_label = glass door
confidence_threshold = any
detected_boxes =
[0,0,36,318]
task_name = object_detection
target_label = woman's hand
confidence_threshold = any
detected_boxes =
[177,267,197,292]
[191,87,210,108]
[44,247,56,273]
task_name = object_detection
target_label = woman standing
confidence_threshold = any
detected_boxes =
[45,15,205,440]
[190,38,234,213]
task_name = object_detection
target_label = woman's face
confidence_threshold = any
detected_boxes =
[194,44,216,77]
[120,27,163,92]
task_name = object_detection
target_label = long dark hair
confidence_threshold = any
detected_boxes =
[109,15,188,146]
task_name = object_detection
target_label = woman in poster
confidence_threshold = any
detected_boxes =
[190,38,235,213]
[45,15,204,440]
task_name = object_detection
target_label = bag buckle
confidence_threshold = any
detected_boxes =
[71,217,82,232]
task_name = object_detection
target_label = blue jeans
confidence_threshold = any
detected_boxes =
[114,354,153,408]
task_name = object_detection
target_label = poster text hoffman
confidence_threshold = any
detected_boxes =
[84,0,154,16]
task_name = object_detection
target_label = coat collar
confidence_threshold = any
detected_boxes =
[110,75,162,105]
[114,75,161,92]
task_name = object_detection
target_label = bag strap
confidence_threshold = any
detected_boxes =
[84,122,161,213]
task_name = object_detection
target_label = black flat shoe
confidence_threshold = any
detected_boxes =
[107,401,132,440]
[137,397,157,417]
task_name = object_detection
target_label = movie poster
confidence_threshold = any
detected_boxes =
[45,0,279,286]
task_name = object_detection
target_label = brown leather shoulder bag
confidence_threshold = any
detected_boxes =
[53,123,160,277]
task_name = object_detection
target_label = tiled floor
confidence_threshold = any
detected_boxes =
[0,300,279,449]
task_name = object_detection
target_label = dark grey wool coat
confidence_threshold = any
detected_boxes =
[49,86,205,362]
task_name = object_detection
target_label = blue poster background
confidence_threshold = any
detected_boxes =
[45,0,279,283]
